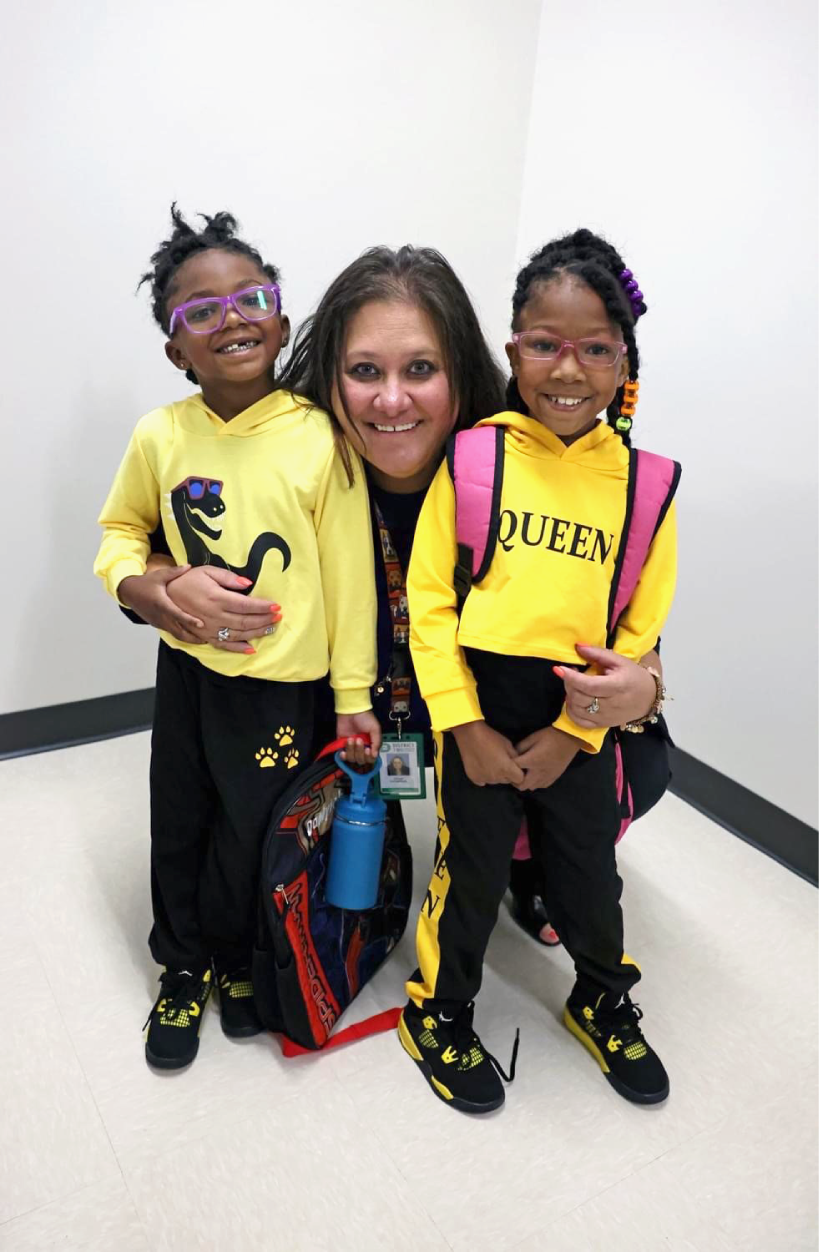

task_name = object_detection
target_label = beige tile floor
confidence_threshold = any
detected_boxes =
[0,731,815,1252]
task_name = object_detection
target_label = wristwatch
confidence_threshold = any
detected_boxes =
[621,666,667,734]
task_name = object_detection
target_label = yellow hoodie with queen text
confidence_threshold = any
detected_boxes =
[95,391,376,714]
[407,412,677,751]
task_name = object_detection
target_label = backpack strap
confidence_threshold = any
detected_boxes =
[447,425,505,604]
[607,448,681,642]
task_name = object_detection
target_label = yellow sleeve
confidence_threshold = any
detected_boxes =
[407,461,483,732]
[94,420,160,602]
[315,445,377,715]
[553,501,678,752]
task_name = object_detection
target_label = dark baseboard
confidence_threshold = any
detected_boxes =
[669,747,817,886]
[0,689,154,761]
[1,692,816,885]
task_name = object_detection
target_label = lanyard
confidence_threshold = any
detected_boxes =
[372,499,412,735]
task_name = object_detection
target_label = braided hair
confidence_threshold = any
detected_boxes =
[507,228,646,445]
[138,204,281,384]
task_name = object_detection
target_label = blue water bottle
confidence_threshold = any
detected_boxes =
[325,754,387,910]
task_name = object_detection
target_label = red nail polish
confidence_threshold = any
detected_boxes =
[552,666,564,676]
[244,647,256,655]
[236,577,253,587]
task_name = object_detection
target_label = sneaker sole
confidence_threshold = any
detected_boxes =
[562,1006,669,1105]
[397,1012,504,1115]
[221,1019,265,1039]
[145,1040,199,1071]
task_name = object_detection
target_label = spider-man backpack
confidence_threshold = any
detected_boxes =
[253,739,412,1055]
[447,425,681,843]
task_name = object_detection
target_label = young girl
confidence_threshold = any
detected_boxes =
[401,229,679,1114]
[94,207,379,1070]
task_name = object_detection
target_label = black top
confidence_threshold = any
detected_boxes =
[368,475,432,756]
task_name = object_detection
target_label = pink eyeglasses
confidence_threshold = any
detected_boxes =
[511,331,626,369]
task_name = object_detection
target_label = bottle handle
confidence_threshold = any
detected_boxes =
[334,751,382,798]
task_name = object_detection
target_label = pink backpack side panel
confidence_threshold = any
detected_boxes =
[453,427,498,579]
[609,450,677,630]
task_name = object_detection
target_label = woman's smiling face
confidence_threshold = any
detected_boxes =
[332,299,458,492]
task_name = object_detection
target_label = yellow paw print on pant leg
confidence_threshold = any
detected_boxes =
[255,747,279,769]
[273,727,299,769]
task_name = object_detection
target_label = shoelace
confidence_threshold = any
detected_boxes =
[595,995,645,1046]
[447,1002,520,1084]
[143,972,204,1030]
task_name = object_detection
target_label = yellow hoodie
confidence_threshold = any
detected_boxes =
[407,412,677,750]
[95,391,376,714]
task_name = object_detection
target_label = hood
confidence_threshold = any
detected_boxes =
[475,410,625,466]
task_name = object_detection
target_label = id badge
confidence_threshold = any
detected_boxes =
[376,733,426,800]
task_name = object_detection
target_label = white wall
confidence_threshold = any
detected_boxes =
[4,0,816,827]
[516,0,818,825]
[1,0,540,715]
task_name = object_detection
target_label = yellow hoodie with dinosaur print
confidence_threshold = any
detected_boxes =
[407,412,677,751]
[95,390,376,714]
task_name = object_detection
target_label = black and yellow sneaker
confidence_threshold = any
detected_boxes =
[144,968,212,1071]
[398,1001,518,1115]
[214,963,263,1039]
[564,987,669,1105]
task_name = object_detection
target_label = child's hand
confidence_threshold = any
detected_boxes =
[167,566,281,654]
[337,711,383,763]
[118,566,204,642]
[451,721,525,787]
[514,726,580,792]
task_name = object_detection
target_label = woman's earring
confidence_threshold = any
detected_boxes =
[617,380,639,432]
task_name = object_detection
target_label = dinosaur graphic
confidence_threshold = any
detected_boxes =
[169,476,291,593]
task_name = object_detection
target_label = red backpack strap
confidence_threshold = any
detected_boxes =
[446,426,505,604]
[607,448,681,641]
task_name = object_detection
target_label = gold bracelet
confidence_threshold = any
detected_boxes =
[620,666,667,734]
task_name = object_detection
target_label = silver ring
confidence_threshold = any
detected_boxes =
[585,697,600,715]
[264,624,276,636]
[217,627,231,642]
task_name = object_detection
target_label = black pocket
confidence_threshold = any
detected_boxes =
[251,945,284,1033]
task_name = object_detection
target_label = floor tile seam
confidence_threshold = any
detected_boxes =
[0,1165,124,1236]
[30,934,130,1187]
[116,1152,155,1250]
[325,1071,455,1248]
[626,1111,732,1179]
[503,1104,736,1250]
[504,1147,651,1250]
[114,1066,339,1181]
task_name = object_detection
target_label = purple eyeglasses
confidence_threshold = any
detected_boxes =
[169,283,281,335]
[510,331,627,369]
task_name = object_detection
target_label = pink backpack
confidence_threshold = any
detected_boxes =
[447,425,681,843]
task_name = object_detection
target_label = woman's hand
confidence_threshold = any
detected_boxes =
[452,721,525,787]
[165,566,281,654]
[514,726,580,791]
[337,711,383,760]
[555,645,661,729]
[118,566,205,642]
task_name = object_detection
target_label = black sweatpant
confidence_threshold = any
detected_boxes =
[407,652,640,1010]
[149,642,315,972]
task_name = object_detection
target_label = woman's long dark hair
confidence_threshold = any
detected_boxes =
[276,245,505,481]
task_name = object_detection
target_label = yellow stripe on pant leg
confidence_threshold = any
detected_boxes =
[406,732,453,1008]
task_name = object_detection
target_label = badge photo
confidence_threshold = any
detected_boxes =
[376,734,426,799]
